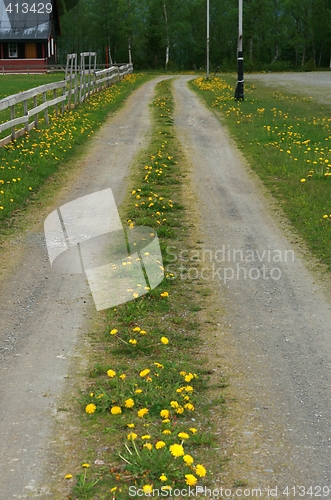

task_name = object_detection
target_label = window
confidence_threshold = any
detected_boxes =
[9,42,17,58]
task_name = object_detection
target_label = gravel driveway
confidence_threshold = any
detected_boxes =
[0,76,169,499]
[173,74,331,490]
[246,71,331,104]
[1,72,331,497]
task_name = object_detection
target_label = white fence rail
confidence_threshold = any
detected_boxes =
[0,60,133,148]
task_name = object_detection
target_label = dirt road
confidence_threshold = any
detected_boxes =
[1,73,331,498]
[173,75,331,489]
[0,76,169,499]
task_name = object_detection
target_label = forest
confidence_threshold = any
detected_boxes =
[57,0,331,71]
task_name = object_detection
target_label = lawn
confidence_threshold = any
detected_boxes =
[0,73,65,100]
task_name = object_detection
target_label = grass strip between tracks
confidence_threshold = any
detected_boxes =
[191,75,331,271]
[59,79,227,499]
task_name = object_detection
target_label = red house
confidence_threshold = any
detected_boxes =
[0,0,60,72]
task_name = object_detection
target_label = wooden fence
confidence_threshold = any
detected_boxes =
[0,60,133,148]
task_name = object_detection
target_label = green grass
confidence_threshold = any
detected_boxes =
[191,75,331,269]
[0,73,152,228]
[0,73,65,99]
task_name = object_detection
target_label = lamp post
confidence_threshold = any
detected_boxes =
[206,0,210,79]
[235,0,244,99]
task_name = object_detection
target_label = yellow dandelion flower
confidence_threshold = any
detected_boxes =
[169,443,184,457]
[160,409,169,419]
[129,339,137,345]
[178,432,190,439]
[137,408,149,418]
[143,443,153,450]
[195,464,207,477]
[64,474,73,479]
[184,403,195,411]
[127,432,138,440]
[85,403,96,414]
[107,369,116,378]
[82,463,90,468]
[170,400,179,408]
[189,427,198,434]
[110,329,118,335]
[140,369,150,377]
[154,362,164,369]
[184,385,194,392]
[162,429,171,435]
[185,474,197,486]
[119,374,126,380]
[160,473,167,482]
[143,485,153,494]
[161,336,169,345]
[132,326,141,332]
[135,388,143,394]
[183,454,194,465]
[301,178,306,183]
[155,441,166,449]
[110,406,122,415]
[125,398,135,408]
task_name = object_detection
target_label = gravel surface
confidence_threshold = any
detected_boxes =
[0,76,168,499]
[2,72,331,498]
[246,71,331,104]
[173,75,331,491]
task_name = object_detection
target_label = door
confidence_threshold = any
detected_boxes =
[25,43,37,58]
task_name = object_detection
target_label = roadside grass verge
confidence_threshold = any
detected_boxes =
[0,73,151,227]
[190,75,331,269]
[62,79,227,499]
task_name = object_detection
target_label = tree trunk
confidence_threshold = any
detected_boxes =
[108,36,113,66]
[127,0,132,65]
[128,36,132,64]
[318,42,323,67]
[249,37,253,60]
[163,1,170,69]
[301,45,306,66]
[272,43,279,63]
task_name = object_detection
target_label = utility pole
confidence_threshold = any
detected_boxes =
[206,0,210,79]
[235,0,244,99]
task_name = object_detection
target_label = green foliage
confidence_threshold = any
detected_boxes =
[58,0,331,70]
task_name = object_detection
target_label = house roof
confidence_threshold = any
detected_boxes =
[0,0,55,40]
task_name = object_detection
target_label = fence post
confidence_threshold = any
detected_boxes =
[34,95,38,129]
[23,99,29,133]
[10,104,15,140]
[54,88,58,117]
[43,91,49,126]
